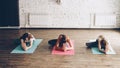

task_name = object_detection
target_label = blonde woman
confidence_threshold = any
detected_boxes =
[86,35,109,54]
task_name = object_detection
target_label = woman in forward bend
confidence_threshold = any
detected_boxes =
[86,35,109,54]
[48,34,73,51]
[20,33,35,51]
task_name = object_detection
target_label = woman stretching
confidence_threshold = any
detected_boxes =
[20,33,35,51]
[48,34,73,51]
[86,35,109,54]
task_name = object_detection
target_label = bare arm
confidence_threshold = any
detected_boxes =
[21,39,28,51]
[63,39,73,51]
[21,38,34,51]
[98,40,109,54]
[55,36,60,48]
[98,40,102,50]
[28,39,34,48]
[98,40,106,53]
[67,39,73,48]
[104,44,109,54]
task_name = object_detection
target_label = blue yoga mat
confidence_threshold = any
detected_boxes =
[11,39,43,54]
[91,47,116,54]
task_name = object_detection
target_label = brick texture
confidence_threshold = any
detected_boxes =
[19,0,120,28]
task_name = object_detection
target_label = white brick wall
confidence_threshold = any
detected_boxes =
[19,0,120,28]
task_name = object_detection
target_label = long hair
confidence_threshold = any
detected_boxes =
[20,33,29,42]
[98,35,108,45]
[59,34,67,47]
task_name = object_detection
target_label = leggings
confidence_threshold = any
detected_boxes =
[86,40,105,49]
[86,41,98,48]
[48,39,57,48]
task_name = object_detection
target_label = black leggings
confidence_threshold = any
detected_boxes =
[86,41,98,48]
[48,39,57,48]
[86,41,105,49]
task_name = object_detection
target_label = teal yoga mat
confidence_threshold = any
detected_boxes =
[11,39,43,54]
[91,46,116,54]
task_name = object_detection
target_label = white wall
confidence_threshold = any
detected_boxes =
[19,0,120,28]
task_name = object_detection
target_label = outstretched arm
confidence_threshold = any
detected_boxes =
[21,39,29,51]
[68,39,73,48]
[98,40,102,50]
[55,35,61,47]
[98,41,109,54]
[28,39,34,48]
[63,39,73,52]
[104,44,109,54]
[55,40,59,47]
[98,40,105,53]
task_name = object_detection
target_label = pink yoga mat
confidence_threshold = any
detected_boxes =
[52,40,74,55]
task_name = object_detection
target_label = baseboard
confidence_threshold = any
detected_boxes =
[0,26,120,30]
[0,26,20,29]
[20,27,120,30]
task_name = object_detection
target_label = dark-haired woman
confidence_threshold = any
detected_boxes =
[86,35,109,54]
[20,33,35,51]
[55,34,74,51]
[49,34,73,51]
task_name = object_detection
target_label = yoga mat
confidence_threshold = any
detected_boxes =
[11,39,43,54]
[52,40,74,55]
[91,45,116,54]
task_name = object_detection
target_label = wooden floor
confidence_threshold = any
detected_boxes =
[0,29,120,68]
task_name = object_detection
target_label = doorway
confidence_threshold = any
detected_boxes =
[0,0,19,27]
